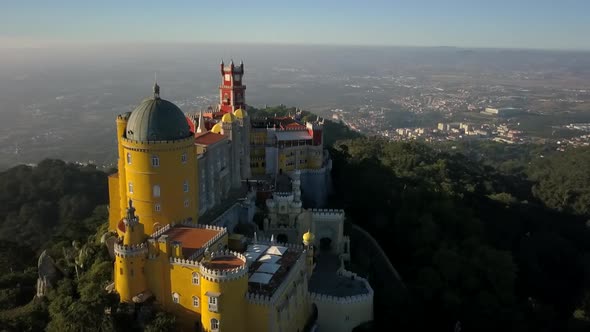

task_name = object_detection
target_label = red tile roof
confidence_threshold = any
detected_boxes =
[165,227,221,257]
[195,132,226,146]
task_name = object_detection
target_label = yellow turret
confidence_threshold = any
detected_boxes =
[221,112,234,123]
[303,230,315,278]
[233,108,247,119]
[114,200,148,303]
[211,122,223,134]
[303,230,315,245]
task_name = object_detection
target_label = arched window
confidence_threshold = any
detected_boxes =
[181,152,187,164]
[183,180,189,193]
[153,185,161,197]
[211,318,219,331]
[192,272,199,285]
[126,152,132,164]
[172,292,180,304]
[184,199,189,208]
[192,296,199,307]
[151,155,160,167]
[154,203,161,212]
[128,182,133,194]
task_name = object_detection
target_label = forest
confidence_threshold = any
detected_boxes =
[1,110,590,331]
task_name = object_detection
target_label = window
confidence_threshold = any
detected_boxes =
[211,318,219,331]
[153,185,161,197]
[172,293,180,304]
[183,180,189,193]
[155,203,161,212]
[181,152,187,164]
[151,155,160,167]
[208,295,218,312]
[126,152,132,164]
[192,296,199,308]
[119,268,123,275]
[130,269,134,277]
[184,199,189,208]
[192,272,200,285]
[128,182,133,194]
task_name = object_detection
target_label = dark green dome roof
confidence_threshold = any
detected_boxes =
[126,92,191,142]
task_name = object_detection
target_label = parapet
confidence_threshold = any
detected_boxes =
[199,250,248,282]
[310,208,345,221]
[114,243,148,258]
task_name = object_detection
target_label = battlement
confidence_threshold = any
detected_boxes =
[310,269,374,304]
[252,237,305,251]
[117,112,131,121]
[169,256,200,267]
[199,250,248,282]
[310,208,345,220]
[121,135,194,147]
[245,292,272,306]
[114,243,148,257]
[150,224,171,238]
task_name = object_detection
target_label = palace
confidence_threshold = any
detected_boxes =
[106,61,373,331]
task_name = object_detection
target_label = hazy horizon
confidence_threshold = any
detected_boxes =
[2,0,589,50]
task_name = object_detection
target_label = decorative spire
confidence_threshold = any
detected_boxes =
[153,73,160,99]
[125,199,138,225]
[197,110,206,133]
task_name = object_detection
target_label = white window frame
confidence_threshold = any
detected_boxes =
[208,295,218,312]
[183,180,189,193]
[128,182,133,194]
[126,152,132,164]
[192,296,199,308]
[172,292,180,304]
[184,199,189,208]
[192,272,200,285]
[153,185,161,197]
[155,203,161,212]
[181,152,187,164]
[211,318,219,331]
[151,155,160,167]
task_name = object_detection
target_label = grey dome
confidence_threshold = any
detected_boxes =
[126,97,191,142]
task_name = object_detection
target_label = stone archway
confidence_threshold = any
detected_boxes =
[277,233,289,244]
[319,237,332,252]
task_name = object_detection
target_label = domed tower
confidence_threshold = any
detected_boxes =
[199,250,248,332]
[221,113,242,188]
[114,200,148,302]
[233,108,251,180]
[303,230,315,278]
[116,82,198,236]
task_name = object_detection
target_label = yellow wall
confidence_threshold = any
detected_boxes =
[200,273,248,332]
[108,173,121,230]
[114,253,147,303]
[120,137,198,236]
[169,264,202,330]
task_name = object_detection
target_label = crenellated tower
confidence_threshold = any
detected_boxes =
[114,200,148,302]
[219,60,246,114]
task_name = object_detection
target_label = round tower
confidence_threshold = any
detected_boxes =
[199,250,248,332]
[120,83,198,235]
[114,201,148,302]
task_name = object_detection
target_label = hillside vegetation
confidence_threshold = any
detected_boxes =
[2,112,590,331]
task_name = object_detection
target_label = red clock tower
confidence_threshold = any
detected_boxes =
[219,60,246,114]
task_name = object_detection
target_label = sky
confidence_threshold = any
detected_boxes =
[0,0,589,50]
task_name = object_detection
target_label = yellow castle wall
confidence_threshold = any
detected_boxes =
[120,137,198,236]
[199,273,248,332]
[114,254,147,303]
